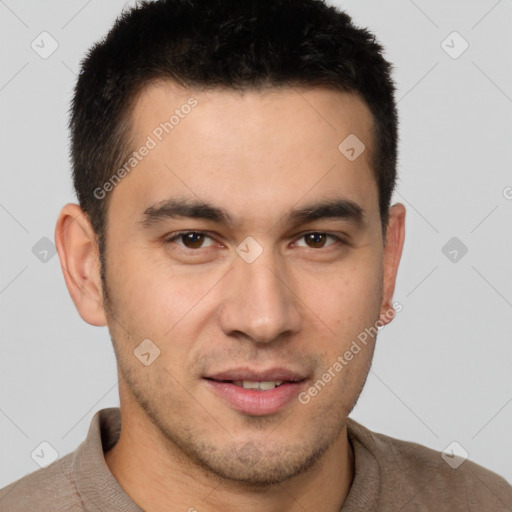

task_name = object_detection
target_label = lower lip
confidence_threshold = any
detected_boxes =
[204,379,305,416]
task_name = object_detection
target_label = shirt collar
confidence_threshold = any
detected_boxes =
[341,417,381,511]
[71,407,144,512]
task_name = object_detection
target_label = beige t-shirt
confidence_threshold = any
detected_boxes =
[0,407,511,511]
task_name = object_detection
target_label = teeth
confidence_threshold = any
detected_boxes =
[232,380,284,390]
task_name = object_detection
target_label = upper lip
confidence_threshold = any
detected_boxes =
[204,368,307,382]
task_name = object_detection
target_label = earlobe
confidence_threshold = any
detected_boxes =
[378,202,406,326]
[54,203,108,327]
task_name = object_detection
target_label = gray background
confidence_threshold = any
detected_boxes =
[1,0,511,488]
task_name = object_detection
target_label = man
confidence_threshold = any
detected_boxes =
[1,0,511,510]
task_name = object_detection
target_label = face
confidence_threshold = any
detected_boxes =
[98,83,400,485]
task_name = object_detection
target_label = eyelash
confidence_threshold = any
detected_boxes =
[164,231,345,250]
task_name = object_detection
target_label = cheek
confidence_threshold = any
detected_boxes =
[298,254,383,330]
[104,248,225,374]
[106,248,193,326]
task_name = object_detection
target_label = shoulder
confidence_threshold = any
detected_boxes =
[0,452,83,511]
[347,418,512,511]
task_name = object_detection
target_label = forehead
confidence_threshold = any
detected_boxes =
[108,82,379,231]
[132,82,375,147]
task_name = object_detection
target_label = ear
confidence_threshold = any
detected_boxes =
[54,203,107,326]
[378,202,406,326]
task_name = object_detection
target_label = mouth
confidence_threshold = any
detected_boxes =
[231,380,285,390]
[203,369,308,415]
[205,378,290,390]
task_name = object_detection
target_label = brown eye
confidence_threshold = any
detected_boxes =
[181,232,205,248]
[296,232,340,249]
[305,233,327,248]
[166,231,216,249]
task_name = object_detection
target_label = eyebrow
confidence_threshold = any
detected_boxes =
[138,196,365,230]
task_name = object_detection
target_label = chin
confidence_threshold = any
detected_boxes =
[191,440,328,489]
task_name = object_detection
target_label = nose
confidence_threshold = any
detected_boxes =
[217,249,302,345]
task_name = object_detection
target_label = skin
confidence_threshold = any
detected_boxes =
[55,83,406,512]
